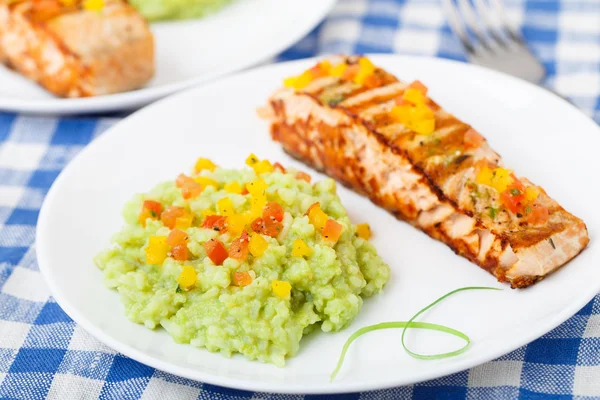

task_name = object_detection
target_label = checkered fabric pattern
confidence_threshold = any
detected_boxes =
[0,0,598,399]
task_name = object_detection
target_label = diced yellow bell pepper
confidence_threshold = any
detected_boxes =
[412,103,435,120]
[83,0,104,11]
[403,88,426,105]
[292,239,312,257]
[476,166,494,187]
[175,214,194,230]
[525,186,540,202]
[224,181,242,194]
[194,158,217,173]
[247,197,267,220]
[390,105,412,123]
[353,57,376,85]
[217,197,234,216]
[193,176,219,189]
[227,214,248,236]
[410,118,435,135]
[177,265,197,290]
[246,153,259,167]
[293,70,313,89]
[145,236,169,265]
[284,71,313,90]
[200,208,214,218]
[249,233,268,257]
[356,223,371,240]
[283,76,298,88]
[330,63,348,78]
[307,203,328,231]
[272,280,292,299]
[253,160,274,175]
[319,60,333,75]
[491,168,513,193]
[246,179,268,198]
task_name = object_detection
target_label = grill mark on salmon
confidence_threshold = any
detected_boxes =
[265,57,589,288]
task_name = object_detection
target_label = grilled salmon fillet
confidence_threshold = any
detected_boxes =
[0,0,154,97]
[264,56,589,288]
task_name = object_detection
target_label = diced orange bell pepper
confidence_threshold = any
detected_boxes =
[139,200,163,227]
[170,244,189,261]
[527,202,549,225]
[229,232,250,261]
[233,271,253,287]
[161,206,186,229]
[166,228,188,246]
[322,219,343,245]
[181,181,203,200]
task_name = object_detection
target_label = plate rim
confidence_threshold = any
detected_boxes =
[36,54,600,394]
[0,0,336,115]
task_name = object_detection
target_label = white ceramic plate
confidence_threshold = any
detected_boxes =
[37,55,600,394]
[0,0,335,115]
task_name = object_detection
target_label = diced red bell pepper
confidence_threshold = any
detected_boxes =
[204,239,228,265]
[263,201,284,223]
[500,178,526,214]
[251,217,282,238]
[201,215,228,233]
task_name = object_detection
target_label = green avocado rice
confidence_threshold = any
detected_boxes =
[130,0,234,22]
[95,157,390,366]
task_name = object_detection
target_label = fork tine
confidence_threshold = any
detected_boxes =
[473,0,510,47]
[488,0,525,44]
[441,0,475,54]
[456,0,492,50]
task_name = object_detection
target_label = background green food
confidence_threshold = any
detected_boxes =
[130,0,234,22]
[95,166,390,367]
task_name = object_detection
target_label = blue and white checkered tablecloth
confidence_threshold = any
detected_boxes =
[0,0,599,399]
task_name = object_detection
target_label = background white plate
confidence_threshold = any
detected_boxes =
[37,55,600,394]
[0,0,335,115]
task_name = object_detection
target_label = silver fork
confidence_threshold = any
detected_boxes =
[442,0,545,84]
